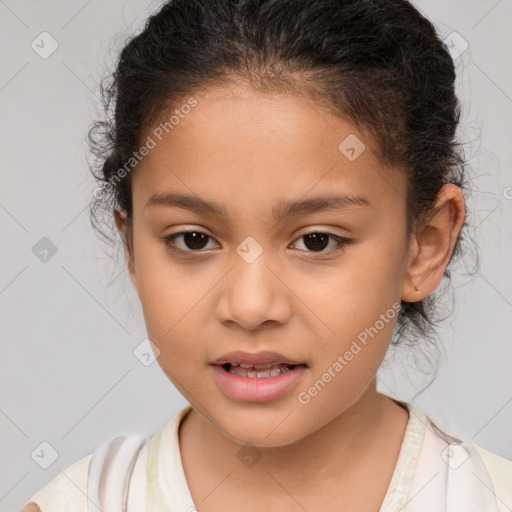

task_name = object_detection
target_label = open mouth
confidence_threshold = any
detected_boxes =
[221,362,298,378]
[211,359,307,401]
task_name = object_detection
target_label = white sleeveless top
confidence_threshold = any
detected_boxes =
[22,401,512,511]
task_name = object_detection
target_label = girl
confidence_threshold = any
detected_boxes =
[21,0,512,511]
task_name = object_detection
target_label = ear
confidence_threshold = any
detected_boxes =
[402,183,465,302]
[114,207,138,293]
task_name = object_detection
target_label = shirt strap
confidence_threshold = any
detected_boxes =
[406,417,502,511]
[145,430,169,511]
[87,434,148,512]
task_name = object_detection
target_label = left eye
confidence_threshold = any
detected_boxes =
[291,232,352,253]
[163,230,352,254]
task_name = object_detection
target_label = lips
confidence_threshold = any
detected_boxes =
[210,357,307,402]
[211,350,307,367]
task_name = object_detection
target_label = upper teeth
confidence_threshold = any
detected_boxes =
[236,363,282,369]
[227,363,293,378]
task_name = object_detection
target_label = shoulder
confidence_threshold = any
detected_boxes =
[471,442,512,512]
[398,402,512,512]
[20,452,92,512]
[18,408,191,512]
[20,431,155,512]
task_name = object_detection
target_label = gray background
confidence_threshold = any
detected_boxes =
[0,0,511,509]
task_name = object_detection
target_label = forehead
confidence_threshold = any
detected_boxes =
[132,83,407,217]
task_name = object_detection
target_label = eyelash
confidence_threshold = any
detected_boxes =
[162,230,353,258]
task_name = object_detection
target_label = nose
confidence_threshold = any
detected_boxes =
[215,250,292,331]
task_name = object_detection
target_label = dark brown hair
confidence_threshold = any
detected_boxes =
[88,0,472,347]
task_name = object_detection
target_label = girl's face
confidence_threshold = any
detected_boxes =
[126,83,411,446]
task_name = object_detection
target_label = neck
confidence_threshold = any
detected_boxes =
[178,380,409,497]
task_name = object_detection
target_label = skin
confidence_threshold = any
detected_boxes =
[114,81,465,511]
[20,505,40,512]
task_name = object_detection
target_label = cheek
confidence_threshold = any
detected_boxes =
[300,233,405,393]
[295,304,399,431]
[132,234,188,342]
[311,234,405,337]
[132,233,214,386]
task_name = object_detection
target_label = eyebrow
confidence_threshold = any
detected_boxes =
[145,192,369,220]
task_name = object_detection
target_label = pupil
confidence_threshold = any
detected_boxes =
[304,233,328,251]
[184,232,208,250]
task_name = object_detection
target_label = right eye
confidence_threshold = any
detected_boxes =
[163,231,219,253]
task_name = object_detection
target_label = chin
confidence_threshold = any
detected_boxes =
[211,405,310,448]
